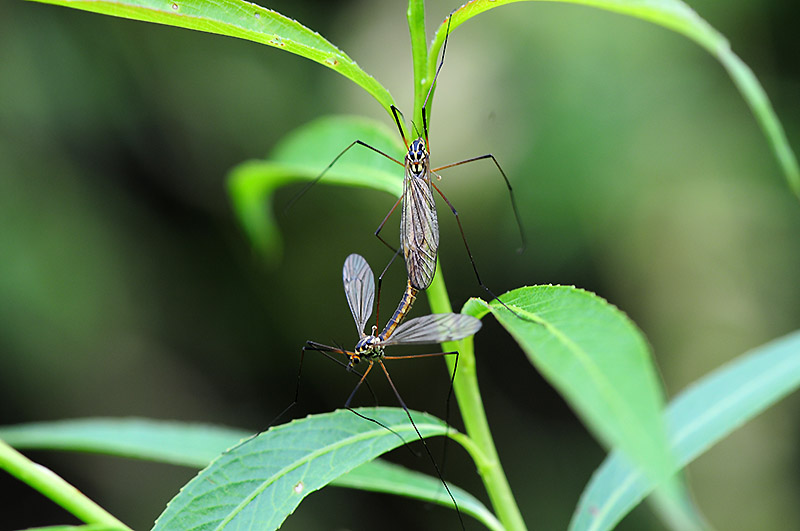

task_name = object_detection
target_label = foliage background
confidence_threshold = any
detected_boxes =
[1,0,798,529]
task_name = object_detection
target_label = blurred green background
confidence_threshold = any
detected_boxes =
[1,0,799,529]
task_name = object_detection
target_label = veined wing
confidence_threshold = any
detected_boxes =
[382,313,481,346]
[401,173,439,290]
[342,253,374,337]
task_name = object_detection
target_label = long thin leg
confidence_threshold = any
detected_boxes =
[381,351,460,441]
[431,181,526,320]
[440,350,459,482]
[390,105,409,148]
[285,139,404,212]
[221,343,371,455]
[304,341,378,405]
[341,360,414,451]
[378,360,465,530]
[345,407,414,451]
[344,360,374,408]
[382,350,458,361]
[375,246,404,331]
[373,197,404,329]
[385,348,463,471]
[382,349,460,473]
[421,13,454,146]
[374,195,403,255]
[433,153,526,252]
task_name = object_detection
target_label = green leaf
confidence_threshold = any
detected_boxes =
[0,418,251,468]
[228,115,405,263]
[570,329,800,531]
[26,0,394,114]
[428,0,799,200]
[1,415,500,530]
[151,408,453,530]
[464,286,673,485]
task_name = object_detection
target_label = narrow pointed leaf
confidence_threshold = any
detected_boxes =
[427,0,799,200]
[464,286,673,486]
[26,0,394,113]
[465,287,706,528]
[570,329,800,530]
[228,115,405,263]
[0,418,251,467]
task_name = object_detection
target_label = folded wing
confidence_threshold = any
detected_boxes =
[342,253,375,337]
[401,175,439,290]
[383,313,481,346]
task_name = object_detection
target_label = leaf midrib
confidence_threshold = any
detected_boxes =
[213,417,444,528]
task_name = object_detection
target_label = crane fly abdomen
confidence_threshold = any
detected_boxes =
[378,279,418,340]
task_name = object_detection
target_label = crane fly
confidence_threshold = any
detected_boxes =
[303,253,481,528]
[291,13,526,314]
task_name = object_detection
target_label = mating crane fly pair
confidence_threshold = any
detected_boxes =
[305,254,481,412]
[288,13,525,528]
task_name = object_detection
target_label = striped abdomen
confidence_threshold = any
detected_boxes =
[379,279,418,340]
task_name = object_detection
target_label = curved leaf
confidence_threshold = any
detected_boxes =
[428,0,799,200]
[26,0,394,113]
[151,408,452,530]
[228,115,405,263]
[0,415,500,530]
[464,286,673,485]
[570,329,800,531]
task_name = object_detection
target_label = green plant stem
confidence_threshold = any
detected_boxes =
[0,439,131,530]
[408,2,524,528]
[426,263,527,531]
[407,0,429,134]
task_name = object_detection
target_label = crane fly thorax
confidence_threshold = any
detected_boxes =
[354,335,384,360]
[406,138,429,179]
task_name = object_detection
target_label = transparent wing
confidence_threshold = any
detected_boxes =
[382,313,481,346]
[401,172,439,290]
[342,253,374,336]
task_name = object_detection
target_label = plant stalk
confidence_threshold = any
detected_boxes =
[0,439,131,529]
[406,3,525,528]
[427,263,527,531]
[407,0,429,135]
